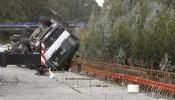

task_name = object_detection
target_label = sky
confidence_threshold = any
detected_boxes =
[95,0,104,7]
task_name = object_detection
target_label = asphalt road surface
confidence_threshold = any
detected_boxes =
[0,65,167,100]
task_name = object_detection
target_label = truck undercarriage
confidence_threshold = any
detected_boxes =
[0,22,79,71]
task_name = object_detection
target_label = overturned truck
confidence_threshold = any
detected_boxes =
[0,22,79,70]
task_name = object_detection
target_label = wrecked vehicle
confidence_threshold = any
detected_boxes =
[0,22,79,71]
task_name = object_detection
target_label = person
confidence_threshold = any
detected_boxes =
[30,16,52,40]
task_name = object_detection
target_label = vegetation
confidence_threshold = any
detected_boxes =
[1,0,175,71]
[0,0,99,43]
[0,0,98,22]
[80,0,175,70]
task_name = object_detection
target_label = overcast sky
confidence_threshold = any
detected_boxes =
[96,0,104,7]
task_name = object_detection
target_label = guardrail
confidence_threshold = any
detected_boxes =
[0,22,39,28]
[0,22,88,28]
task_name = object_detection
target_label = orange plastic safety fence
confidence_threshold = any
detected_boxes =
[71,59,175,93]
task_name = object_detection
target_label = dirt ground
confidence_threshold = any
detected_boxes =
[0,65,168,100]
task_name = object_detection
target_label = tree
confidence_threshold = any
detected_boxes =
[48,0,99,21]
[0,0,98,22]
[81,0,175,70]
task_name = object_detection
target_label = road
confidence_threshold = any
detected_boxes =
[0,66,167,100]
